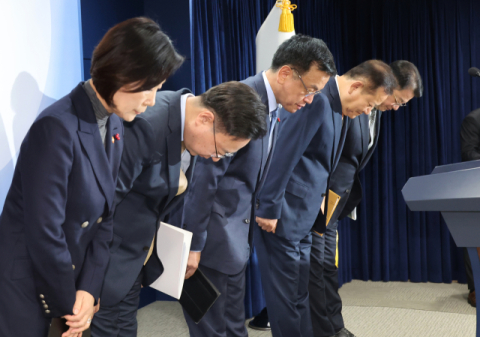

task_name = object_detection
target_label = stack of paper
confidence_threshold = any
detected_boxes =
[149,222,193,299]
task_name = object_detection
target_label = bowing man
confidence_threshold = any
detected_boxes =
[181,35,336,337]
[254,60,397,337]
[0,17,183,337]
[309,60,422,337]
[91,81,268,336]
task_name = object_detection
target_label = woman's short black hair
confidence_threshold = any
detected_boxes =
[91,17,184,106]
[200,82,268,140]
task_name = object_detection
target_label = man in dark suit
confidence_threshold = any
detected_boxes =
[254,60,397,337]
[309,60,423,337]
[181,35,336,337]
[91,81,267,336]
[460,107,480,307]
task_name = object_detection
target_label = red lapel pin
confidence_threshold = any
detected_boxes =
[277,117,281,123]
[114,133,121,141]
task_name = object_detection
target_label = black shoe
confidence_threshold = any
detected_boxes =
[248,308,271,331]
[468,291,476,307]
[335,328,356,337]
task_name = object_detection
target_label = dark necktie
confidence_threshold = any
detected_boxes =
[269,108,278,136]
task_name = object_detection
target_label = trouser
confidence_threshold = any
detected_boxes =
[309,221,344,337]
[183,264,248,337]
[91,268,143,337]
[464,247,475,292]
[254,224,313,337]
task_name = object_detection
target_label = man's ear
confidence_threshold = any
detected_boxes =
[196,110,215,125]
[277,65,293,85]
[348,81,364,95]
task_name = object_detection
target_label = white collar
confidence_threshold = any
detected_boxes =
[262,71,279,114]
[180,93,195,141]
[334,75,341,100]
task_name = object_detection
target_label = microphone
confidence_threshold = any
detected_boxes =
[468,67,480,77]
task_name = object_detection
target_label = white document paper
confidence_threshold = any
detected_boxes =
[149,222,193,299]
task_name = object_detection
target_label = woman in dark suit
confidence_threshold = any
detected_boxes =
[0,17,183,337]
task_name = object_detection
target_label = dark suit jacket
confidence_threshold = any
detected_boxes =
[183,72,272,275]
[461,108,480,161]
[257,77,348,241]
[317,109,382,227]
[100,89,196,306]
[0,83,123,318]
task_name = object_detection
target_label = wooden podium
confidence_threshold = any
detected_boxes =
[403,160,480,336]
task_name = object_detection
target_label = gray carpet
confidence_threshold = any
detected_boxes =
[137,280,476,336]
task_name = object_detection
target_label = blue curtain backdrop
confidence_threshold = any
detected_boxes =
[191,0,480,318]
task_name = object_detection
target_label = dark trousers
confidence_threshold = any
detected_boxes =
[254,224,313,337]
[0,270,50,337]
[90,269,143,337]
[464,248,475,292]
[309,221,344,337]
[183,264,248,337]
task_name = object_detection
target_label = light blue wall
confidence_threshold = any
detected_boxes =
[0,0,83,210]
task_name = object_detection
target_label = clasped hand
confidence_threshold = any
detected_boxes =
[62,290,97,337]
[256,217,278,233]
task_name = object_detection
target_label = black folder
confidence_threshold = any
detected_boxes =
[48,318,91,337]
[179,268,221,324]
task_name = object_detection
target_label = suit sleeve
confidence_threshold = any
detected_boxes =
[460,115,480,161]
[183,156,232,251]
[256,98,329,219]
[76,211,113,302]
[76,120,124,301]
[20,117,77,317]
[115,117,157,203]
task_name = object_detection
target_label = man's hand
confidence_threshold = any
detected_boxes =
[185,251,201,279]
[63,290,95,335]
[256,217,278,233]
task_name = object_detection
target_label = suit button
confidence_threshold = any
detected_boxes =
[143,246,150,252]
[97,217,103,224]
[39,294,44,299]
[256,200,260,210]
[72,265,75,270]
[43,304,48,309]
[345,189,350,193]
[81,221,89,228]
[243,219,250,224]
[45,310,50,314]
[321,193,326,197]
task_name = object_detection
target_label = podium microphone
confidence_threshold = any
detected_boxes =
[468,67,480,77]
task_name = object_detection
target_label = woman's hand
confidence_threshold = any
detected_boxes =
[62,290,95,335]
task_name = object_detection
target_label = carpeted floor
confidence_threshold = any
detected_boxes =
[137,280,476,337]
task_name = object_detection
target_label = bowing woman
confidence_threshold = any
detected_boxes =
[0,17,184,337]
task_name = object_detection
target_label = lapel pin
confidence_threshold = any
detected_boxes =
[114,133,121,140]
[277,117,281,123]
[111,136,115,144]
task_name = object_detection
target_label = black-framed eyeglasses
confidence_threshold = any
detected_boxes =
[292,68,322,98]
[392,94,407,108]
[211,119,235,159]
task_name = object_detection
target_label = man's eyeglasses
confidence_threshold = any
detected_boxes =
[392,94,407,108]
[211,119,235,159]
[292,68,322,98]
